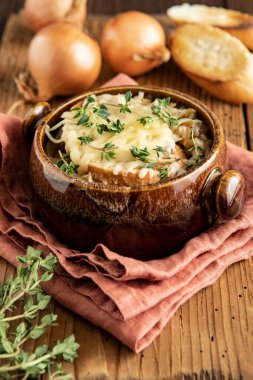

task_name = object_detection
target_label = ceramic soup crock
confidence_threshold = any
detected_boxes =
[24,86,246,260]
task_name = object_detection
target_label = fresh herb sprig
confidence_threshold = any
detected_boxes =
[73,98,112,127]
[56,152,79,176]
[97,119,125,135]
[119,91,132,114]
[0,246,79,379]
[72,96,95,116]
[152,97,178,127]
[110,119,125,133]
[140,162,156,169]
[72,96,96,127]
[158,165,170,180]
[101,142,117,161]
[187,154,204,169]
[77,135,94,145]
[93,104,111,119]
[130,146,151,163]
[137,116,153,126]
[153,146,166,158]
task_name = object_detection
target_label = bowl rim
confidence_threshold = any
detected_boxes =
[34,85,224,193]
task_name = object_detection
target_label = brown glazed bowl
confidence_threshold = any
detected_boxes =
[25,86,246,260]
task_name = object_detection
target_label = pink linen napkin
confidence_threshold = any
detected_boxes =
[0,74,253,352]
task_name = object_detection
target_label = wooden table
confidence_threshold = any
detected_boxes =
[0,1,253,379]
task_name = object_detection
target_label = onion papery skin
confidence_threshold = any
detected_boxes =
[27,22,102,100]
[23,0,87,33]
[101,11,170,76]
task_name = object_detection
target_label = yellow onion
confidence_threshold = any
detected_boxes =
[23,0,87,33]
[16,23,102,101]
[101,11,170,76]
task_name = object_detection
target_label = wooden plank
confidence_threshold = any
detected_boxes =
[87,0,225,15]
[227,0,253,152]
[0,0,15,43]
[73,316,109,380]
[245,105,253,151]
[225,0,253,13]
[0,11,252,380]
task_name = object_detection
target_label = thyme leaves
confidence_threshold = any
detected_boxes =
[0,247,79,379]
[56,152,79,176]
[151,97,178,127]
[77,135,94,145]
[93,103,111,119]
[101,142,117,161]
[158,165,170,180]
[97,119,125,135]
[119,91,132,114]
[130,146,151,163]
[72,95,95,118]
[137,116,153,126]
[153,146,166,158]
[186,154,205,169]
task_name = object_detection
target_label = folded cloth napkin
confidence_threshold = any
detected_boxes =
[0,74,253,353]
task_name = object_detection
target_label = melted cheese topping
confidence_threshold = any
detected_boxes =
[61,93,179,176]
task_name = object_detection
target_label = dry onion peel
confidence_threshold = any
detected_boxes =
[23,0,87,33]
[16,23,102,102]
[101,11,170,76]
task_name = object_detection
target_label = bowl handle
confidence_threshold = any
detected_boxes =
[23,102,52,140]
[202,168,246,220]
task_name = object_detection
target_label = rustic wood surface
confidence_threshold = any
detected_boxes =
[0,1,253,379]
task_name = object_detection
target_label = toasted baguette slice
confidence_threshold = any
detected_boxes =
[169,24,253,103]
[167,3,253,50]
[87,162,160,186]
[185,68,253,104]
[87,146,187,186]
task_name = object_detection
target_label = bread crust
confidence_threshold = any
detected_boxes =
[167,4,253,50]
[169,24,253,103]
[87,146,187,186]
[183,70,253,104]
[222,25,253,51]
[87,163,160,186]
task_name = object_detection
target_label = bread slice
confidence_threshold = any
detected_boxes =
[167,3,253,50]
[169,24,253,103]
[87,145,187,186]
[87,162,160,186]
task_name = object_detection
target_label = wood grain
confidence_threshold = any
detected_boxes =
[0,9,252,380]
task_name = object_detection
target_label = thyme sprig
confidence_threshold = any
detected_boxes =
[101,142,117,161]
[187,154,204,169]
[72,96,95,118]
[72,96,96,128]
[151,97,178,127]
[131,145,181,181]
[56,152,79,176]
[93,104,111,119]
[77,114,93,127]
[153,146,166,158]
[97,119,125,135]
[110,119,125,133]
[130,146,151,163]
[77,135,94,145]
[158,165,170,180]
[119,91,132,114]
[137,116,153,126]
[0,246,79,379]
[140,162,157,169]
